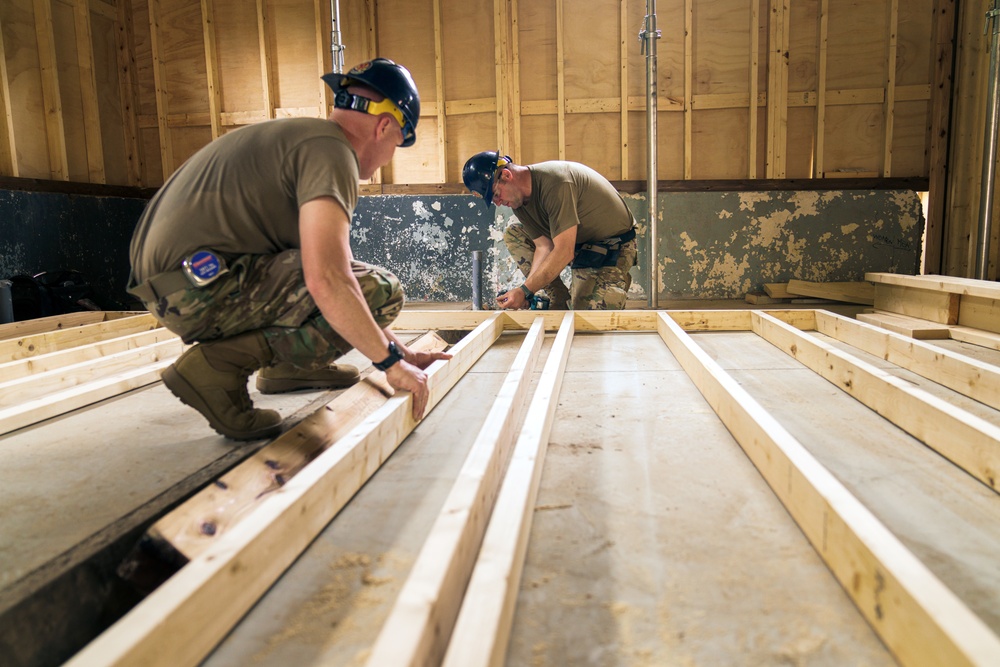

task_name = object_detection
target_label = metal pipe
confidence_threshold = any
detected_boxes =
[977,1,1000,280]
[471,251,483,310]
[641,2,661,307]
[330,0,345,74]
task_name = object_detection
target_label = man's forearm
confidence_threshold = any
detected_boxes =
[309,272,393,363]
[524,244,572,293]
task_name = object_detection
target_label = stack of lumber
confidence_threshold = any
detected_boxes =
[860,273,1000,349]
[746,280,875,306]
[0,312,182,436]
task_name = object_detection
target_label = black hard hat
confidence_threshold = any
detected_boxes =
[323,58,421,147]
[463,150,512,209]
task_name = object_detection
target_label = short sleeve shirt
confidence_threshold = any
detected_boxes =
[512,161,635,244]
[130,118,359,282]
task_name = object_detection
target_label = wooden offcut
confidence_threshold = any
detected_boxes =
[786,279,875,305]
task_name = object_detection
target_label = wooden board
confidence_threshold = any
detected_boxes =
[873,283,960,324]
[787,279,875,305]
[857,311,952,339]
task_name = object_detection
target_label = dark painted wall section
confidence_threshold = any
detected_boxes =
[0,190,148,310]
[0,187,924,313]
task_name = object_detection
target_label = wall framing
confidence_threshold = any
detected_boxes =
[20,307,992,667]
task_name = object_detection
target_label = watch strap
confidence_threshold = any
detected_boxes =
[373,341,403,371]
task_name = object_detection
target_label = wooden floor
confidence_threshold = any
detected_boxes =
[2,306,1000,665]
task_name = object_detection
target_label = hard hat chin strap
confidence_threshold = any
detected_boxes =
[334,89,408,135]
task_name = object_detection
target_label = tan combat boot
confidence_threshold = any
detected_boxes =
[255,362,361,393]
[161,331,283,440]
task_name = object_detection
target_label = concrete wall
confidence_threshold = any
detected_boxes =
[0,187,924,314]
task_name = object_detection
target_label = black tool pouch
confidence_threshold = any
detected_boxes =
[571,243,610,269]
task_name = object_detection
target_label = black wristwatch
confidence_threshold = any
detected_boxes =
[373,340,404,371]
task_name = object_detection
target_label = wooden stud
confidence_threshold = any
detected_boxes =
[748,0,759,178]
[0,328,178,383]
[147,0,174,179]
[925,0,957,274]
[0,311,117,340]
[620,0,628,178]
[200,0,222,140]
[0,314,160,363]
[313,0,327,117]
[866,271,1000,300]
[443,314,574,667]
[0,338,183,407]
[33,0,69,181]
[786,279,874,305]
[72,0,105,182]
[882,0,899,177]
[510,0,521,159]
[115,0,143,186]
[856,311,953,340]
[753,311,1000,494]
[367,318,545,666]
[0,358,174,436]
[256,0,275,120]
[555,0,565,160]
[63,314,505,667]
[957,295,1000,334]
[656,312,1000,667]
[434,0,446,180]
[137,333,448,568]
[873,283,961,324]
[0,12,18,177]
[815,310,1000,412]
[950,325,1000,352]
[766,0,789,178]
[814,0,828,176]
[684,0,693,178]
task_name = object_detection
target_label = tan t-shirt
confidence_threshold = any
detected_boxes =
[512,161,634,244]
[130,118,359,282]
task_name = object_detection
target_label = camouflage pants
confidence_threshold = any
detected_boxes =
[139,250,403,369]
[504,222,637,310]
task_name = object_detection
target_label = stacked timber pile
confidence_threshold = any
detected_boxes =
[746,279,875,306]
[860,273,1000,349]
[0,312,182,436]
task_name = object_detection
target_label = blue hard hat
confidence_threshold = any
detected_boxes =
[323,58,420,147]
[462,150,512,209]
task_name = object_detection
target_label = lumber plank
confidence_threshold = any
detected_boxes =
[816,311,1000,412]
[0,328,178,382]
[32,0,69,180]
[0,338,183,406]
[873,283,960,324]
[443,313,574,667]
[764,282,794,299]
[0,11,16,177]
[0,359,174,436]
[753,311,1000,493]
[866,272,1000,300]
[133,332,448,577]
[656,312,1000,667]
[957,295,1000,335]
[0,314,160,362]
[367,319,546,667]
[745,291,789,305]
[857,311,952,339]
[787,279,875,305]
[0,311,142,340]
[64,314,506,667]
[950,326,1000,352]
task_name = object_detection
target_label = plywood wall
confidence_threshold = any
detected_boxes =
[0,0,944,190]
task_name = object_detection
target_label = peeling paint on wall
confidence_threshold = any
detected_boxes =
[1,186,925,310]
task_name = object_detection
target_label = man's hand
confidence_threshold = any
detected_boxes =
[406,349,452,369]
[384,360,431,420]
[497,288,529,310]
